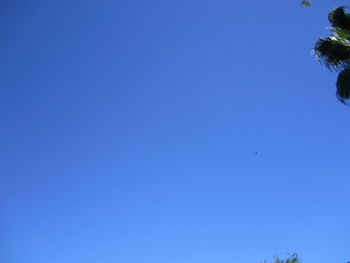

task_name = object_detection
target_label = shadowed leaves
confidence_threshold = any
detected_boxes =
[314,37,350,71]
[336,68,350,105]
[313,6,350,106]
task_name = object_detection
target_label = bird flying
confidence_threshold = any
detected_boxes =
[301,0,311,7]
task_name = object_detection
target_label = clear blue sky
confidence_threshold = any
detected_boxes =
[1,1,349,262]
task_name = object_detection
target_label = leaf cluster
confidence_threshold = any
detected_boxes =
[314,36,350,71]
[262,254,301,263]
[329,7,350,32]
[314,7,350,71]
[336,68,350,104]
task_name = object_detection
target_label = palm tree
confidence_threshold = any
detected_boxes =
[314,6,350,105]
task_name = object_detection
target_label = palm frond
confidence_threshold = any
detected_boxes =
[333,28,350,40]
[328,6,350,31]
[314,36,350,71]
[336,68,350,105]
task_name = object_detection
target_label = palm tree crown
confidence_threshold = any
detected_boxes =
[314,6,350,106]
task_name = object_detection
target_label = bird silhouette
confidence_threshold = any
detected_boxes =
[301,0,311,7]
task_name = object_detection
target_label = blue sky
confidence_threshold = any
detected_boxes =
[1,1,350,262]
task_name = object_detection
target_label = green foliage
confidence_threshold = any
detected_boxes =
[314,36,350,71]
[313,6,350,105]
[336,68,350,103]
[328,7,350,31]
[333,28,350,40]
[262,254,301,263]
